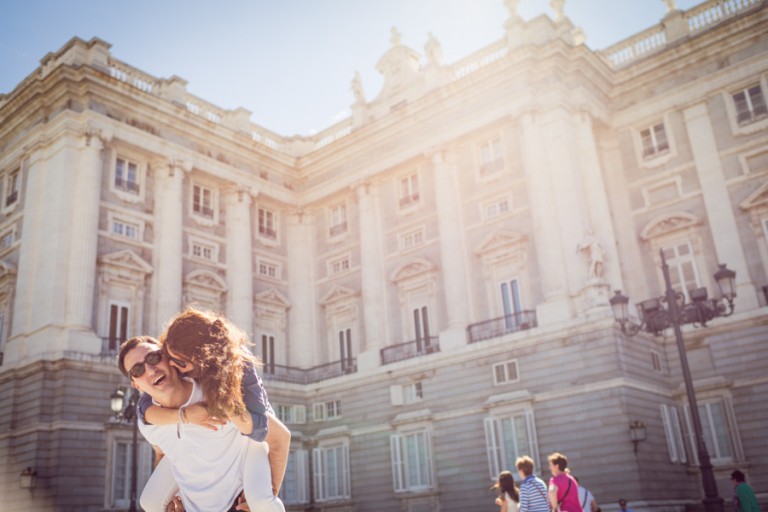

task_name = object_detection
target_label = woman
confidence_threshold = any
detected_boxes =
[494,470,520,512]
[547,452,581,512]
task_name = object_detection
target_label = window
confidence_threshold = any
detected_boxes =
[275,404,306,425]
[660,404,687,464]
[115,157,140,194]
[0,229,14,249]
[111,440,153,509]
[733,84,768,125]
[258,259,279,279]
[479,138,504,176]
[112,219,140,240]
[399,173,420,209]
[413,306,433,353]
[258,208,277,239]
[313,442,350,501]
[640,123,670,158]
[486,198,511,219]
[314,400,342,422]
[403,382,423,404]
[484,411,537,480]
[651,350,662,373]
[662,242,700,299]
[339,329,354,372]
[684,399,740,464]
[108,302,130,352]
[400,228,424,250]
[193,184,214,218]
[261,334,276,373]
[391,430,434,492]
[493,360,519,385]
[500,279,525,332]
[329,256,350,275]
[329,204,347,237]
[279,449,309,505]
[190,239,216,261]
[4,169,20,208]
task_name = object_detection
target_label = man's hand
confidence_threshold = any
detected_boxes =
[235,491,250,511]
[165,495,184,512]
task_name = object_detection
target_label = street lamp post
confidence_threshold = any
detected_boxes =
[609,249,736,512]
[110,387,140,512]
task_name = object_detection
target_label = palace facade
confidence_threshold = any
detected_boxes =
[1,1,767,511]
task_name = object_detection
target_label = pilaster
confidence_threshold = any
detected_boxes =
[224,186,254,332]
[683,103,758,310]
[286,209,317,368]
[354,181,387,370]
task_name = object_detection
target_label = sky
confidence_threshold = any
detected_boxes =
[0,0,702,137]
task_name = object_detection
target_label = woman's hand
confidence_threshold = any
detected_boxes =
[184,403,227,430]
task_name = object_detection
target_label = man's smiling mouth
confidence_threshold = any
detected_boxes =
[152,375,166,386]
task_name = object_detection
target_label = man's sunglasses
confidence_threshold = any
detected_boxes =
[128,350,163,379]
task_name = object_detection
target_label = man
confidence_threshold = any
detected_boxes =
[574,476,599,512]
[618,499,634,512]
[731,470,759,512]
[516,455,550,512]
[118,336,285,512]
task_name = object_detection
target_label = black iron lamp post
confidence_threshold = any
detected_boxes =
[110,387,140,512]
[609,249,736,512]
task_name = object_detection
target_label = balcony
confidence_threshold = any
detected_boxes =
[329,222,348,237]
[194,205,215,218]
[467,311,537,344]
[262,358,358,384]
[381,336,440,365]
[259,226,277,239]
[115,177,140,194]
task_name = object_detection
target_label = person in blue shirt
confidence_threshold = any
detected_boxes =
[516,455,550,512]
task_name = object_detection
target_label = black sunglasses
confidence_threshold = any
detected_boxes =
[128,350,163,379]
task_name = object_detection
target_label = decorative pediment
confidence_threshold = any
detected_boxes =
[184,269,227,292]
[391,257,437,283]
[474,230,528,267]
[319,285,358,307]
[640,212,701,241]
[256,288,291,309]
[740,180,768,211]
[98,249,153,274]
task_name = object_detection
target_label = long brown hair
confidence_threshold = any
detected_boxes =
[161,308,257,419]
[493,470,519,502]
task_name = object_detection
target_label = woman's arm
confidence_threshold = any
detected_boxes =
[264,412,291,495]
[548,484,559,512]
[144,403,226,430]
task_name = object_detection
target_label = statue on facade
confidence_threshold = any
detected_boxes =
[425,32,443,66]
[663,0,677,13]
[351,71,365,104]
[578,230,605,280]
[504,0,519,18]
[551,0,565,21]
[390,26,402,46]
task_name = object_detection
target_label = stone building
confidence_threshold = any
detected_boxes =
[1,1,767,511]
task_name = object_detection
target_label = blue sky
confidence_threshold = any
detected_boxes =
[0,0,701,136]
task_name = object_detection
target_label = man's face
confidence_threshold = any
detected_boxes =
[619,501,627,510]
[124,342,178,398]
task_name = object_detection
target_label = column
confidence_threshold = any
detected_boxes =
[153,159,184,330]
[520,111,573,323]
[432,150,471,347]
[286,209,317,367]
[66,130,105,333]
[355,181,387,369]
[683,103,758,310]
[224,186,254,332]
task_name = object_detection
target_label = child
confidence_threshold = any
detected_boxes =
[138,307,289,512]
[494,470,520,512]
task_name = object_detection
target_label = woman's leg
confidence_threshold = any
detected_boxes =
[139,456,179,512]
[242,440,286,512]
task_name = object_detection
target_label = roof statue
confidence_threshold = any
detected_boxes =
[351,70,365,104]
[551,0,565,21]
[390,26,402,46]
[504,0,519,17]
[424,32,443,66]
[663,0,677,12]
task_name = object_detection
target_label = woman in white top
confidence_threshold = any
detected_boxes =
[494,470,520,512]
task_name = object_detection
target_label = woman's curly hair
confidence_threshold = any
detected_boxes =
[161,307,257,420]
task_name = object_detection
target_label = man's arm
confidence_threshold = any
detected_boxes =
[264,412,291,496]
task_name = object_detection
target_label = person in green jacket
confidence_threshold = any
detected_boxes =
[731,470,759,512]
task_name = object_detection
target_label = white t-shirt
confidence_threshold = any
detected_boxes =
[577,486,595,512]
[505,491,520,512]
[138,379,248,512]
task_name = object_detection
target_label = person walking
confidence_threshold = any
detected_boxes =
[731,470,759,512]
[547,452,581,512]
[515,456,550,512]
[574,476,599,512]
[494,470,520,512]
